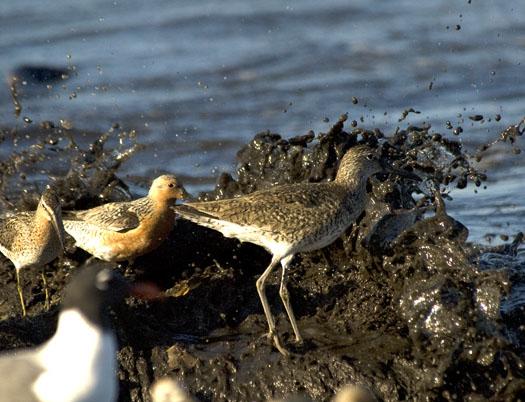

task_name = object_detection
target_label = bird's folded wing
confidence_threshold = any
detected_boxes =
[174,204,219,220]
[176,184,338,228]
[63,202,142,232]
[0,353,43,402]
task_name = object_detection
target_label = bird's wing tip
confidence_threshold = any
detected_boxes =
[175,204,218,220]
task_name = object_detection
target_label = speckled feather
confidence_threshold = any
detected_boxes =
[0,211,62,270]
[176,182,361,246]
[63,197,154,233]
[0,213,34,252]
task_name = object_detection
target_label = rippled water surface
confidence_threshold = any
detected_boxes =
[0,0,523,242]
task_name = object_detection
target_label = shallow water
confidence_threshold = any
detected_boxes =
[0,2,523,231]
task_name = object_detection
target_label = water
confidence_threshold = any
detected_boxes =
[0,0,523,242]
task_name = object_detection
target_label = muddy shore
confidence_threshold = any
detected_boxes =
[0,116,524,401]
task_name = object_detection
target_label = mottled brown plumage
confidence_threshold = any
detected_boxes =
[177,183,362,249]
[175,145,388,355]
[0,189,64,316]
[66,197,153,233]
[64,175,187,262]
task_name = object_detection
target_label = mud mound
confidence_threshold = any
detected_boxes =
[0,116,524,402]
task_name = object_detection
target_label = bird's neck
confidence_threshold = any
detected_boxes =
[143,196,175,222]
[34,204,54,231]
[34,309,117,402]
[334,166,370,192]
[31,205,62,250]
[331,169,370,211]
[148,195,176,210]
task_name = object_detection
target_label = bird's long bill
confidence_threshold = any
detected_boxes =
[178,187,191,201]
[381,160,421,181]
[45,205,65,250]
[390,167,422,182]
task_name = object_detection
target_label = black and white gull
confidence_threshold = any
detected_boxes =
[0,262,144,402]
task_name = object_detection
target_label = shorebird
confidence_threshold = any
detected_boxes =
[0,188,65,316]
[63,175,188,263]
[175,145,419,355]
[0,262,150,402]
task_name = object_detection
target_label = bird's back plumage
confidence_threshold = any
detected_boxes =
[64,197,155,233]
[176,182,357,249]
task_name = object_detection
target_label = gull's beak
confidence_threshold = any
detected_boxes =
[381,160,422,182]
[130,282,165,300]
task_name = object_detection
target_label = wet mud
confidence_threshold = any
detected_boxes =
[0,116,524,401]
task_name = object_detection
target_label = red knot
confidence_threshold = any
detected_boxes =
[63,175,188,263]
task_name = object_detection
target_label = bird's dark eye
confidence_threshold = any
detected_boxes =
[168,183,174,188]
[366,153,374,160]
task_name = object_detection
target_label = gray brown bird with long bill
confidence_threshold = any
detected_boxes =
[175,145,419,355]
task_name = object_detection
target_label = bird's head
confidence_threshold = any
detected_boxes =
[148,175,190,203]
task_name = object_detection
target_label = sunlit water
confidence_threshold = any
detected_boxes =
[0,0,523,243]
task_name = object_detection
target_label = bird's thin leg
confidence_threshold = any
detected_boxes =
[322,248,335,269]
[15,269,26,317]
[256,255,289,356]
[279,255,303,344]
[41,268,50,311]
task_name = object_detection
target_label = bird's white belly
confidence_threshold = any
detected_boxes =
[211,220,295,256]
[33,310,117,402]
